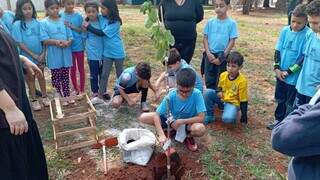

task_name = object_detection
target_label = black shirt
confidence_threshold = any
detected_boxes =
[159,0,203,40]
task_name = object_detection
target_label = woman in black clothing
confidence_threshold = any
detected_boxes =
[159,0,203,64]
[0,29,48,179]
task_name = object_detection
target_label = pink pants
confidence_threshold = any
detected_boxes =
[70,51,85,93]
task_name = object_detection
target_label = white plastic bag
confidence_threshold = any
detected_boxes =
[118,128,156,166]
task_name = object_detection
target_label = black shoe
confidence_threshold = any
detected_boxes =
[35,89,42,97]
[102,93,111,100]
[266,120,280,130]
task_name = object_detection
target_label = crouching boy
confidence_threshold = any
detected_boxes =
[139,68,206,152]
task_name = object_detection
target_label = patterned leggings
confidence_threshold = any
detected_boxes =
[51,67,70,97]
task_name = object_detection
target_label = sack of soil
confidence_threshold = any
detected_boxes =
[118,128,156,166]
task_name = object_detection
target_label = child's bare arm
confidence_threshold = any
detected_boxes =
[224,38,236,56]
[118,88,134,106]
[171,112,205,130]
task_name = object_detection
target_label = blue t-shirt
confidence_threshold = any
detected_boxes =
[180,60,203,92]
[82,20,103,60]
[156,88,206,120]
[275,26,309,85]
[1,10,14,33]
[99,16,125,59]
[0,19,10,33]
[40,17,73,69]
[115,66,137,89]
[60,11,84,52]
[203,17,238,53]
[296,30,320,97]
[11,19,43,64]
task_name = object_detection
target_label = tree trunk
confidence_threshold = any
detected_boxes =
[243,0,252,15]
[275,0,287,11]
[263,0,270,7]
[6,0,12,10]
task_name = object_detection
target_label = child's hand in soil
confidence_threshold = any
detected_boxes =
[171,119,183,130]
[4,106,28,135]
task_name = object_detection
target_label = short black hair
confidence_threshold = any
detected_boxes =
[292,4,307,19]
[163,48,181,66]
[84,1,99,11]
[227,51,244,66]
[136,62,151,80]
[306,0,320,16]
[214,0,230,5]
[176,68,196,88]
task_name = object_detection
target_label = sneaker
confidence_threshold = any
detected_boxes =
[62,97,69,106]
[141,102,150,112]
[31,100,42,111]
[42,96,51,107]
[91,97,104,105]
[204,115,215,125]
[102,93,111,101]
[266,120,280,130]
[184,137,198,152]
[67,96,75,104]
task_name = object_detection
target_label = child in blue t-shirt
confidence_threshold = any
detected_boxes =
[60,0,85,95]
[267,4,310,130]
[0,8,14,33]
[83,0,126,100]
[155,48,204,93]
[41,0,74,106]
[111,62,158,112]
[82,2,103,102]
[11,0,50,111]
[139,68,207,152]
[294,1,320,108]
[202,0,238,90]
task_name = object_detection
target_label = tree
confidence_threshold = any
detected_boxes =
[263,0,270,7]
[275,0,287,11]
[6,0,12,10]
[242,0,252,15]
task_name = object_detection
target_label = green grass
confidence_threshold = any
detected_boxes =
[45,146,73,179]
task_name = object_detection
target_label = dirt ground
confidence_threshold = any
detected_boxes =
[32,6,290,180]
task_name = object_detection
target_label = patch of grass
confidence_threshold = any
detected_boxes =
[201,149,231,180]
[45,146,73,179]
[245,162,279,179]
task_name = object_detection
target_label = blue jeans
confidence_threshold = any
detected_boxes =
[204,89,239,123]
[88,60,102,93]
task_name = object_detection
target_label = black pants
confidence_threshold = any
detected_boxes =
[202,52,227,90]
[114,83,148,103]
[274,79,297,121]
[171,38,196,64]
[294,92,312,110]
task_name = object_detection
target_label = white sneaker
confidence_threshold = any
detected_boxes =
[67,96,75,104]
[42,97,51,107]
[90,97,104,105]
[31,100,42,111]
[62,97,69,106]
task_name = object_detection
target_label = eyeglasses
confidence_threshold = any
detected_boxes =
[177,86,193,95]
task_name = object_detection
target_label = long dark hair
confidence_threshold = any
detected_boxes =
[14,0,37,30]
[101,0,122,25]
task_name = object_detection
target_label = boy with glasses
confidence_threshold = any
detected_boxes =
[139,68,206,152]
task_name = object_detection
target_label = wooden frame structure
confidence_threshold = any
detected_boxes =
[49,94,98,151]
